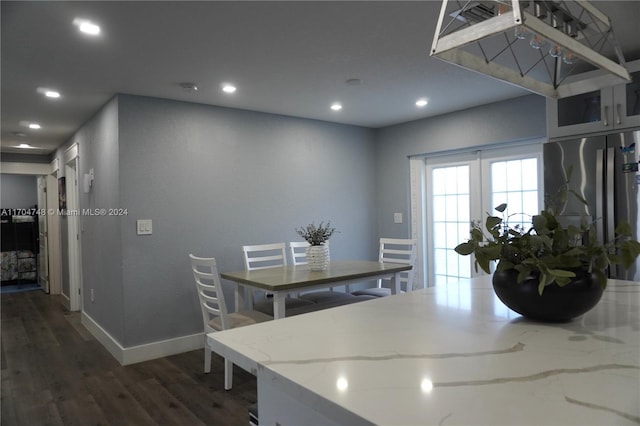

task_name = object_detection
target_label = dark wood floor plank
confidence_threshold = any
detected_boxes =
[1,370,19,425]
[136,378,208,425]
[1,317,30,351]
[10,389,64,426]
[0,290,256,426]
[1,294,23,319]
[2,320,47,394]
[84,372,155,426]
[164,380,247,425]
[17,293,61,351]
[56,395,110,426]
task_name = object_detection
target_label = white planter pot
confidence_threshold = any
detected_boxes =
[306,244,330,271]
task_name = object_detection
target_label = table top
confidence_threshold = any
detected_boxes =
[208,276,640,425]
[220,260,411,291]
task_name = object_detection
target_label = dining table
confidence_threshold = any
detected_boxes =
[220,260,412,319]
[208,275,640,425]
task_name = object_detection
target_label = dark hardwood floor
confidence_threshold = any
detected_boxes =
[1,290,257,425]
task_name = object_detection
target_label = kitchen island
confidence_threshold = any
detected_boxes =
[207,276,640,425]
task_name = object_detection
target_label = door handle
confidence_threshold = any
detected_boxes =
[616,103,622,125]
[606,146,615,245]
[603,105,609,126]
[595,148,604,244]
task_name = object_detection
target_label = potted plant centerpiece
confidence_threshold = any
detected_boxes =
[296,221,336,271]
[455,180,640,322]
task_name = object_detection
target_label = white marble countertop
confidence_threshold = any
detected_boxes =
[208,276,640,425]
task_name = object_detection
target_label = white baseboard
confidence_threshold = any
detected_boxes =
[81,311,204,365]
[122,332,204,366]
[81,311,125,363]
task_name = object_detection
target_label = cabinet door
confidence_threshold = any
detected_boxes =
[547,89,609,138]
[612,70,640,130]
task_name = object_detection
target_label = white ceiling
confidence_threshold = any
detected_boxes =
[2,1,640,155]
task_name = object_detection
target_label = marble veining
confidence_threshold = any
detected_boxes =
[263,341,527,366]
[208,276,640,425]
[564,396,640,424]
[432,363,639,387]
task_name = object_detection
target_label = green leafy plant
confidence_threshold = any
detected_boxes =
[296,221,336,246]
[455,177,640,295]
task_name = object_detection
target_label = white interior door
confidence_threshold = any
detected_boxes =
[46,170,62,295]
[65,145,82,311]
[37,176,49,293]
[424,143,543,287]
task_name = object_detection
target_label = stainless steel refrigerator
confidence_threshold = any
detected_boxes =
[543,130,640,281]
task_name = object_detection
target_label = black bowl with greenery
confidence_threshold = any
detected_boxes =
[455,181,640,320]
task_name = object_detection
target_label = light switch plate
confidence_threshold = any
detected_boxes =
[394,212,403,224]
[137,219,152,235]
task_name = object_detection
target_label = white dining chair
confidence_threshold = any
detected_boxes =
[351,238,417,297]
[189,254,271,390]
[288,241,310,298]
[242,242,288,271]
[242,243,315,316]
[289,241,310,266]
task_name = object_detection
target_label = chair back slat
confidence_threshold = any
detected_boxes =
[242,243,288,302]
[289,241,309,266]
[242,243,287,271]
[190,254,230,330]
[378,238,417,291]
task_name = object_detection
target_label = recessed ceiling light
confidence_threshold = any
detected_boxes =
[17,143,34,149]
[20,120,41,129]
[37,87,61,99]
[73,18,101,36]
[416,98,428,107]
[222,84,237,94]
[330,103,342,111]
[179,82,198,92]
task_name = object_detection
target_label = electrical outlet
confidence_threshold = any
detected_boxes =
[394,212,403,224]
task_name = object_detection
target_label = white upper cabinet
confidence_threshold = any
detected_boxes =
[547,59,640,139]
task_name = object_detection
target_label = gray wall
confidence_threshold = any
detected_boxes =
[1,174,37,208]
[78,98,123,342]
[373,94,546,239]
[57,94,376,348]
[51,91,545,350]
[53,97,123,341]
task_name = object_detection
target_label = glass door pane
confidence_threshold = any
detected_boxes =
[490,157,539,230]
[625,71,640,119]
[426,152,480,287]
[557,90,601,126]
[432,165,472,284]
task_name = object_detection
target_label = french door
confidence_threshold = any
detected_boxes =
[424,144,543,287]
